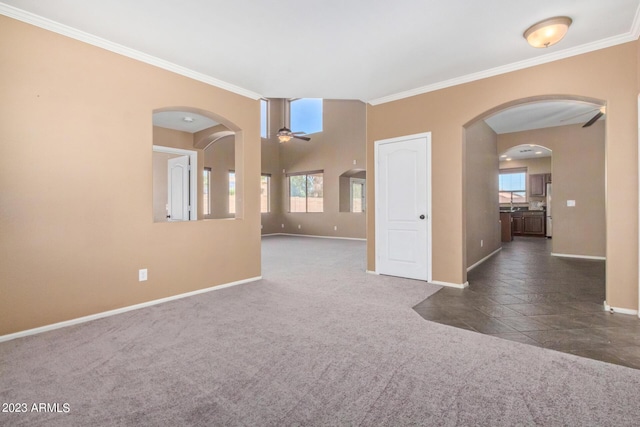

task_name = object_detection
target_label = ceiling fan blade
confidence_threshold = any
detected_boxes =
[561,108,598,122]
[582,111,604,128]
[293,135,311,141]
[291,131,307,135]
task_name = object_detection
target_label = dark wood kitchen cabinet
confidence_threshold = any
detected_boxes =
[511,212,523,235]
[529,174,546,196]
[500,212,513,242]
[510,211,544,236]
[523,211,545,236]
[530,173,552,197]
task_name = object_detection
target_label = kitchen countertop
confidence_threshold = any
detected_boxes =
[499,208,546,213]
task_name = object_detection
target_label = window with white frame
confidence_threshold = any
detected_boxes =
[499,168,526,204]
[289,98,322,135]
[260,99,268,139]
[288,171,323,213]
[228,171,236,214]
[350,178,366,213]
[203,167,211,216]
[260,174,270,213]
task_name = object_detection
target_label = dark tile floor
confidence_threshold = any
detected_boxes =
[413,237,640,369]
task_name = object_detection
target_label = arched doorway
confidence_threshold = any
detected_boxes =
[462,94,607,310]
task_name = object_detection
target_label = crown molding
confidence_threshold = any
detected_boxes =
[368,5,640,106]
[3,1,639,106]
[632,1,640,39]
[0,3,263,101]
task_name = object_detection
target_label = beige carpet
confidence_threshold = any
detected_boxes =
[1,235,639,426]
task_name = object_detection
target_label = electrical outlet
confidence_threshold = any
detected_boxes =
[334,226,338,231]
[281,224,284,228]
[480,240,483,247]
[260,224,263,229]
[298,224,301,229]
[353,160,356,165]
[138,269,148,282]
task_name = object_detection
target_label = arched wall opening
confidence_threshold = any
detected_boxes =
[152,107,244,221]
[463,94,606,299]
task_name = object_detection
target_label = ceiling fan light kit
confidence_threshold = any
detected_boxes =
[276,127,311,143]
[524,16,572,48]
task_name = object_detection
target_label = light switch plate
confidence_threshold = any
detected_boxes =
[567,200,576,207]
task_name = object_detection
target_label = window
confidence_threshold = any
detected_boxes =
[289,98,322,135]
[350,178,366,213]
[261,174,270,213]
[260,99,268,139]
[228,171,236,214]
[203,167,211,216]
[289,171,323,212]
[499,168,526,203]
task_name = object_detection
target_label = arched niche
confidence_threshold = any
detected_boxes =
[152,107,242,222]
[339,168,367,213]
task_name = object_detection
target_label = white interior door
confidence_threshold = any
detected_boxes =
[167,155,190,221]
[375,133,431,281]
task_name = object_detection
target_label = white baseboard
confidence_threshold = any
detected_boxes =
[0,276,262,343]
[262,233,366,241]
[367,270,465,290]
[467,247,502,272]
[429,280,469,289]
[603,301,639,316]
[551,253,606,260]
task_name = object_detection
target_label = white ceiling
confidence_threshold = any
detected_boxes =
[153,111,219,133]
[2,0,639,104]
[500,145,553,161]
[485,100,604,134]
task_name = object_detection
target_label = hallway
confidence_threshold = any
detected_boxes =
[413,237,640,369]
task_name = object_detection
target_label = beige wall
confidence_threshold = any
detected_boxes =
[498,122,606,258]
[367,41,638,309]
[261,99,284,234]
[465,120,501,268]
[500,157,552,176]
[264,99,367,239]
[0,17,261,335]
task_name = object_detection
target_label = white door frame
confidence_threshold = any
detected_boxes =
[153,145,198,221]
[374,132,432,282]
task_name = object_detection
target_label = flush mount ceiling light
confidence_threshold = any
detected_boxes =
[524,16,572,48]
[182,116,194,123]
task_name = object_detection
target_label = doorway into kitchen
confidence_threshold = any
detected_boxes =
[446,96,610,351]
[498,144,553,243]
[411,95,623,365]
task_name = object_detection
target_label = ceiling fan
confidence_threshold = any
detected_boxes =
[561,106,606,128]
[276,127,311,143]
[582,106,606,128]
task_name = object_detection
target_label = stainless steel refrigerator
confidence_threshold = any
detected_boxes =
[546,183,552,237]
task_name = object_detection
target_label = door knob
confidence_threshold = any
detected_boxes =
[419,214,425,220]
